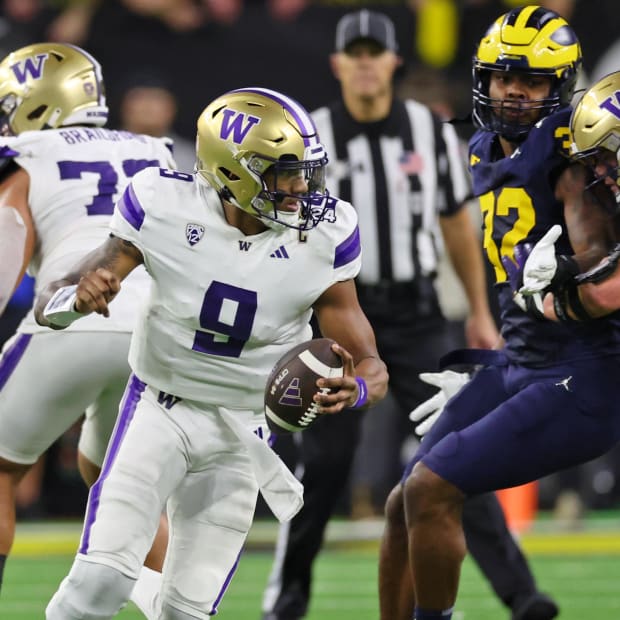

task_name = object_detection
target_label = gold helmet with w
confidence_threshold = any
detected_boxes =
[195,87,329,231]
[473,5,581,140]
[571,72,620,162]
[0,42,108,136]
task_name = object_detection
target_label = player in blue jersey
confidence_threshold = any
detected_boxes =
[519,71,620,322]
[377,6,620,620]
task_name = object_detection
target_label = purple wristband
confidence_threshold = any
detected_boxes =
[352,376,368,409]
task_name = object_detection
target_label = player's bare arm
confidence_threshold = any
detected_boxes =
[34,235,143,326]
[0,167,35,314]
[313,278,388,414]
[556,163,615,270]
[543,254,620,320]
[439,208,499,348]
[538,165,619,322]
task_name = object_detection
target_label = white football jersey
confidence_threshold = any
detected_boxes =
[110,168,361,408]
[2,127,176,333]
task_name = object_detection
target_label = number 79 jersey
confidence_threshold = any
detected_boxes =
[110,167,362,409]
[4,127,176,334]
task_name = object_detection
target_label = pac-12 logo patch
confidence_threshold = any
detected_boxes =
[186,223,205,246]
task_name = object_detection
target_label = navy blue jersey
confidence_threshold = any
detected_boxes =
[469,107,620,365]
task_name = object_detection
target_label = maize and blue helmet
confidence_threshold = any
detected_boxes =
[473,5,581,141]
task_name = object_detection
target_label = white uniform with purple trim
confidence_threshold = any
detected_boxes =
[72,166,361,617]
[0,128,175,466]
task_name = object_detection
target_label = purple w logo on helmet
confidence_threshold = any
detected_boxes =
[219,109,261,144]
[600,91,620,120]
[10,54,49,84]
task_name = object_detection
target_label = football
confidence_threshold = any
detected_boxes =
[264,338,344,434]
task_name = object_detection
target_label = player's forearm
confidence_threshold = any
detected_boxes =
[577,280,620,317]
[442,211,490,317]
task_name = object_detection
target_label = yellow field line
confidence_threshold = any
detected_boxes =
[520,531,620,555]
[11,521,620,557]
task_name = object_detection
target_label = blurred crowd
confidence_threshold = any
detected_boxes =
[3,0,620,523]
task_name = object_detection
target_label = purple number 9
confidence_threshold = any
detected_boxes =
[192,281,257,358]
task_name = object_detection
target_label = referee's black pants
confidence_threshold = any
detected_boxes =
[262,305,542,619]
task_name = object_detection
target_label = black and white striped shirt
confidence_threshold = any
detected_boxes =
[312,99,469,287]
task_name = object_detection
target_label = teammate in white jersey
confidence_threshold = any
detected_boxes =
[36,87,389,619]
[0,43,176,601]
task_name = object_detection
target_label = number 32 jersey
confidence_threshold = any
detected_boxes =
[110,167,362,409]
[469,107,620,365]
[3,127,176,333]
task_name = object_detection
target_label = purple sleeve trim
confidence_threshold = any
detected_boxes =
[117,183,145,231]
[334,226,361,269]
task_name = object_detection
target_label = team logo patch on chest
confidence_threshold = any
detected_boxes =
[186,223,205,246]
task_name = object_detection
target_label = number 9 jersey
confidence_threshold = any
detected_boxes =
[109,166,362,409]
[469,107,620,365]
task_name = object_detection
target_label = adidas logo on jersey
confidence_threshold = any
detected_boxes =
[270,245,290,259]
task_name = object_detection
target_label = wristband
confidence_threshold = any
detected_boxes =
[550,255,579,290]
[553,288,579,323]
[566,283,594,321]
[351,376,368,409]
[553,283,594,323]
[42,284,84,327]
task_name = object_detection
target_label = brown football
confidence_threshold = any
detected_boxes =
[264,338,343,434]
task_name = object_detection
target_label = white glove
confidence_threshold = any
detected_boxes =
[520,225,563,294]
[409,370,470,436]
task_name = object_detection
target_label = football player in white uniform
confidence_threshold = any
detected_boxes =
[36,87,388,620]
[0,43,177,603]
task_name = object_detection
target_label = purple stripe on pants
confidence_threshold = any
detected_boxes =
[211,550,242,614]
[79,374,146,555]
[0,334,32,391]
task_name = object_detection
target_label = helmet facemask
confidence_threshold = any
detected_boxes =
[473,64,575,141]
[472,6,581,141]
[247,150,328,231]
[569,71,620,211]
[0,93,19,136]
[573,146,620,212]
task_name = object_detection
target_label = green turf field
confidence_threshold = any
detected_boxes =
[2,519,620,619]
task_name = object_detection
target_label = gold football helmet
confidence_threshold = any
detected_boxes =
[196,87,328,230]
[0,42,108,136]
[473,5,581,140]
[570,72,620,204]
[571,72,620,161]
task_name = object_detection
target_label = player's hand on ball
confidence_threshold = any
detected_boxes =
[75,268,120,317]
[315,343,358,414]
[409,370,470,436]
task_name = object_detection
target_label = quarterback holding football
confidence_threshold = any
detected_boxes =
[36,87,388,619]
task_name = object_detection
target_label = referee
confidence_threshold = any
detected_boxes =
[262,9,558,620]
